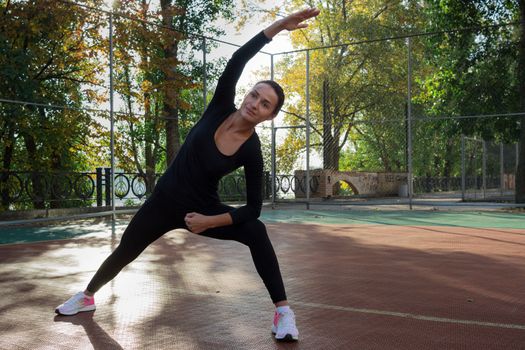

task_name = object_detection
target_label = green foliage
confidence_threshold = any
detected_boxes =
[413,0,521,180]
[2,0,523,210]
[275,0,424,173]
[0,0,107,209]
[419,0,520,142]
[110,0,234,178]
[269,0,520,184]
[0,0,235,210]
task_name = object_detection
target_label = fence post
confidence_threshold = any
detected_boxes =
[500,143,504,195]
[270,54,276,208]
[482,140,487,199]
[461,135,465,201]
[407,37,414,209]
[109,12,116,219]
[514,141,520,174]
[96,168,103,207]
[305,49,311,209]
[202,37,207,112]
[105,167,111,206]
[264,171,270,200]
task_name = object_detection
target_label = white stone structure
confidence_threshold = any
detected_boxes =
[293,169,408,198]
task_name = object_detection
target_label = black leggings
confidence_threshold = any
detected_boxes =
[86,190,287,303]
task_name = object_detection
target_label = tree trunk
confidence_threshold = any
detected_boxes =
[380,140,391,172]
[160,0,181,168]
[322,80,333,169]
[332,93,341,171]
[49,150,62,209]
[516,0,525,203]
[145,146,156,194]
[23,133,45,209]
[1,125,15,210]
[322,80,340,171]
[139,0,158,194]
[444,139,454,191]
[165,106,180,167]
[151,100,162,191]
[144,91,156,194]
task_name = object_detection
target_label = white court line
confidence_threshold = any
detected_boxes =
[293,301,525,330]
[169,288,525,330]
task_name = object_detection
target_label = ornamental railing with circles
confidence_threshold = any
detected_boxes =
[1,169,324,208]
[273,174,320,197]
[0,170,99,206]
[0,169,505,209]
[0,168,129,208]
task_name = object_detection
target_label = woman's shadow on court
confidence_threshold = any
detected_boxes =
[54,312,123,350]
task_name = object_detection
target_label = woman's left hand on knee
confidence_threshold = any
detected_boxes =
[184,212,210,234]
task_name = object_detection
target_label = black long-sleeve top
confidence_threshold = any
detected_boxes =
[156,31,272,225]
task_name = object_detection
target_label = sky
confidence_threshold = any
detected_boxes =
[209,1,293,93]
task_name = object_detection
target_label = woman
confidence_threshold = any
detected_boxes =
[55,8,320,342]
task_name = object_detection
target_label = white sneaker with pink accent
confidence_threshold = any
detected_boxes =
[55,292,96,316]
[271,308,299,341]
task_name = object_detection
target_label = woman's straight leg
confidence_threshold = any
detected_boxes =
[86,190,184,293]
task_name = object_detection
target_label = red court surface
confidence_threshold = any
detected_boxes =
[1,220,524,349]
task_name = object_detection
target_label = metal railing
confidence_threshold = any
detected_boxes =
[0,169,280,210]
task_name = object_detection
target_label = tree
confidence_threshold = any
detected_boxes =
[420,0,523,199]
[159,0,235,167]
[106,0,231,192]
[0,0,106,209]
[269,0,424,175]
[111,0,169,194]
[110,0,234,192]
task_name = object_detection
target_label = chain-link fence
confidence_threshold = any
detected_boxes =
[1,2,524,224]
[268,22,522,209]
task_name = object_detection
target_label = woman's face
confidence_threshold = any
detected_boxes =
[239,83,279,125]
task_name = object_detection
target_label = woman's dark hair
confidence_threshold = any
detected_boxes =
[256,80,285,115]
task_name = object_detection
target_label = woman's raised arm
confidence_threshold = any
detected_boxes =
[206,8,320,112]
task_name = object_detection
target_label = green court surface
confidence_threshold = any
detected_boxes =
[260,209,525,229]
[0,220,129,245]
[0,209,523,245]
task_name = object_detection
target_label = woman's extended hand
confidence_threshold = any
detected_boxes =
[279,8,320,32]
[264,8,320,39]
[184,212,210,234]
